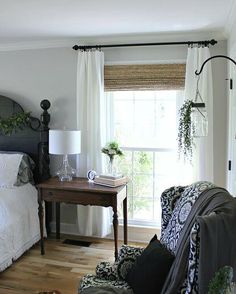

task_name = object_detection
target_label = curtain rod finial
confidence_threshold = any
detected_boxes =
[210,39,217,46]
[73,45,79,51]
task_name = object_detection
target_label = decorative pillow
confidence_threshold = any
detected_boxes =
[0,153,23,188]
[15,154,35,186]
[114,245,144,281]
[125,236,174,294]
[0,151,35,186]
[117,257,136,280]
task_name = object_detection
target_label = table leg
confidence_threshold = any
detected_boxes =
[38,188,45,255]
[56,202,60,239]
[112,207,118,261]
[123,190,128,245]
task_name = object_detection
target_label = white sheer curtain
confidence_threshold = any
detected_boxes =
[76,50,111,237]
[184,46,213,182]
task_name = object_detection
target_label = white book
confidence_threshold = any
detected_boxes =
[99,173,123,180]
[94,176,128,187]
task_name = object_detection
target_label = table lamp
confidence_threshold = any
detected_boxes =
[49,130,81,181]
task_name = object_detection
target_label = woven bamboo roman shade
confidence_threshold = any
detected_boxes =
[104,63,186,91]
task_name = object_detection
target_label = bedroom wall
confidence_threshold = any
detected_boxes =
[0,40,228,227]
[228,10,236,55]
[226,9,236,195]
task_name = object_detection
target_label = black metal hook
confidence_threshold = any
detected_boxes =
[195,55,236,76]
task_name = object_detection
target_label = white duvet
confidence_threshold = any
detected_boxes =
[0,183,40,271]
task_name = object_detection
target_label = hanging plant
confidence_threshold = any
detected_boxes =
[0,111,31,135]
[177,100,195,160]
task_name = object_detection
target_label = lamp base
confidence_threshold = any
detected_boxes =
[56,154,76,182]
[57,173,74,182]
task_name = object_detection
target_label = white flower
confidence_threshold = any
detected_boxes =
[108,149,116,155]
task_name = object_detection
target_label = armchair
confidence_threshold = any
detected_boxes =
[79,181,236,294]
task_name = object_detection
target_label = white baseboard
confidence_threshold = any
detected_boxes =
[50,222,160,243]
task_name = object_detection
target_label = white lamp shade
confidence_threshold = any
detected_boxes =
[49,130,81,155]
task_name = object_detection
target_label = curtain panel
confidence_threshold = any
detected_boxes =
[184,46,213,182]
[76,50,112,237]
[104,63,186,91]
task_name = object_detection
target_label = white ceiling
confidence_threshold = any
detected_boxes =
[0,0,235,44]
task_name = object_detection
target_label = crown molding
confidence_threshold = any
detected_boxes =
[0,31,226,52]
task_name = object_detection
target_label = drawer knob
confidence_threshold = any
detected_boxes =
[48,191,53,196]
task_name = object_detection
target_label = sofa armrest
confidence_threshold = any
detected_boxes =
[117,245,144,261]
[96,261,117,280]
[95,245,144,281]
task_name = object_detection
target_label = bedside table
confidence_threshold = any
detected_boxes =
[37,177,128,260]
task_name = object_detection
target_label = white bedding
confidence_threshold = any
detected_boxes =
[0,183,40,271]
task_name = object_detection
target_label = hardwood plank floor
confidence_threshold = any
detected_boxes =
[0,235,146,294]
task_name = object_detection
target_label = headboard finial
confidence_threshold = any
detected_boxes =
[40,100,51,130]
[40,99,51,111]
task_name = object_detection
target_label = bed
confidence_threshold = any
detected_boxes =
[0,95,51,271]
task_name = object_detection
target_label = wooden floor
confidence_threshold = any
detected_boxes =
[0,235,145,294]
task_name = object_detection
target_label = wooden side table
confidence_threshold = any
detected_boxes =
[37,177,128,260]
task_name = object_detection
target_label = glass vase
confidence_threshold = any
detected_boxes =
[191,107,208,137]
[107,157,115,175]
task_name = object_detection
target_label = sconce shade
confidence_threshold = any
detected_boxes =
[49,130,81,155]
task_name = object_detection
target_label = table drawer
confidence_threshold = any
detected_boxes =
[40,188,114,206]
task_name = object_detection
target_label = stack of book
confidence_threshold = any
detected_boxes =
[94,174,128,187]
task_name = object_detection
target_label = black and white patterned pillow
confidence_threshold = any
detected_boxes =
[117,257,136,280]
[95,245,143,282]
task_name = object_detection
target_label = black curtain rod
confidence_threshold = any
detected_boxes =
[72,39,217,51]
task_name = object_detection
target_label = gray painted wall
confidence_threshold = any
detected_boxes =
[0,40,227,224]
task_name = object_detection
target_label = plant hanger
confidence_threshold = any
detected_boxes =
[178,54,236,161]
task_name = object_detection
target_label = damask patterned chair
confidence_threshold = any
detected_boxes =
[79,181,232,294]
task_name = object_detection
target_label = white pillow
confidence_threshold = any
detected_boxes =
[0,154,23,188]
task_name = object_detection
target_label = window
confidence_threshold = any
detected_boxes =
[104,63,193,227]
[106,90,193,227]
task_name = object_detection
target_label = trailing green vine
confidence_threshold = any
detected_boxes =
[0,111,31,135]
[177,100,195,160]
